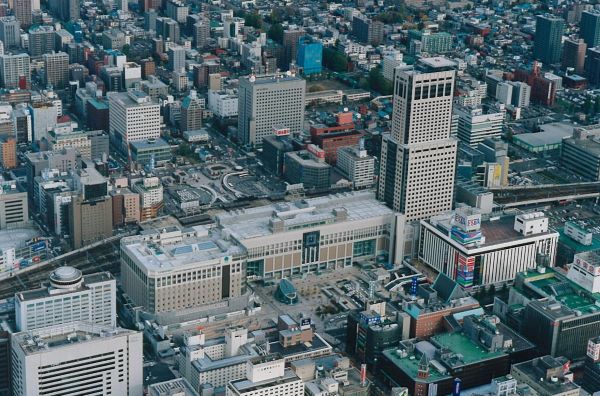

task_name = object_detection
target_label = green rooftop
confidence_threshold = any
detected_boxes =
[558,228,600,252]
[519,268,600,315]
[431,332,506,367]
[382,349,451,383]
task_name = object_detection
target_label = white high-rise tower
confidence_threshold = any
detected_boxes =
[378,57,458,221]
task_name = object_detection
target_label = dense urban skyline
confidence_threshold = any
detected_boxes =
[0,0,598,395]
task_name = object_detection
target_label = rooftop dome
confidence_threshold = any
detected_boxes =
[50,266,83,289]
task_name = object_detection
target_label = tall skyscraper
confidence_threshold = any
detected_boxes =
[533,15,565,65]
[237,74,306,147]
[0,53,31,89]
[43,51,69,89]
[108,90,161,154]
[581,10,600,49]
[562,38,587,75]
[378,57,457,221]
[12,0,31,27]
[11,322,143,396]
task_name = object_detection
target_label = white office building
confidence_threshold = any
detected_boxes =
[336,143,375,189]
[568,250,600,293]
[237,74,305,147]
[378,57,458,221]
[208,89,239,118]
[419,209,559,287]
[454,105,505,147]
[108,90,161,154]
[382,50,404,82]
[11,322,143,396]
[178,328,259,390]
[226,355,304,396]
[15,267,116,331]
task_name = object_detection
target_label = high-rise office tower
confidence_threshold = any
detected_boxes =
[0,16,20,47]
[237,74,306,147]
[352,15,384,46]
[48,0,79,22]
[108,90,160,154]
[156,17,180,43]
[193,18,210,48]
[378,57,457,221]
[0,53,30,89]
[15,267,116,331]
[581,10,600,48]
[587,47,600,86]
[282,27,304,70]
[12,0,31,27]
[180,90,204,131]
[533,15,565,65]
[168,45,186,72]
[43,51,69,89]
[11,322,143,396]
[562,38,586,75]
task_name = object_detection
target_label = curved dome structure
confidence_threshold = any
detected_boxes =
[274,278,299,305]
[49,266,83,289]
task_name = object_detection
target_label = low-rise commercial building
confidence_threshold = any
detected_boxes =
[419,209,558,287]
[511,356,580,396]
[562,124,600,181]
[284,146,331,191]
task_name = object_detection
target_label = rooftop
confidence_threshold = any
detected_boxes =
[513,122,573,148]
[431,332,506,368]
[216,191,393,242]
[513,356,580,394]
[130,137,170,150]
[229,368,301,393]
[517,268,600,315]
[558,227,600,252]
[425,214,557,251]
[563,135,600,157]
[382,348,452,384]
[148,378,199,396]
[267,332,331,358]
[0,226,42,251]
[121,225,244,274]
[16,272,113,302]
[14,322,136,355]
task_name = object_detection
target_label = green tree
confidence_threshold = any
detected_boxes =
[244,13,263,30]
[583,98,594,114]
[268,23,284,44]
[595,96,600,114]
[367,67,393,95]
[177,143,193,157]
[323,47,348,72]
